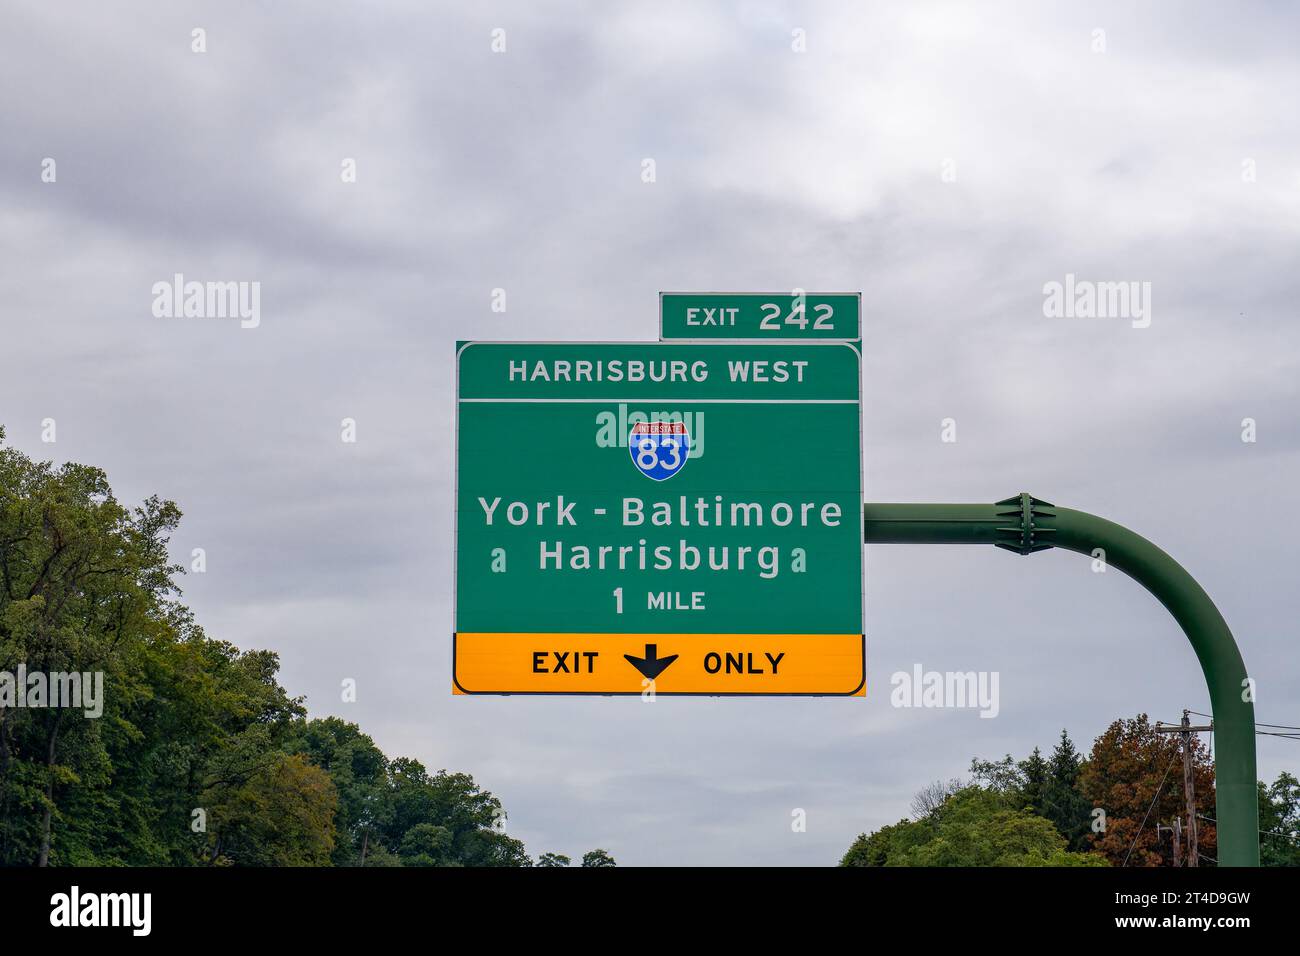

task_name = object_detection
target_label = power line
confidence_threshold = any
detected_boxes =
[1197,813,1300,843]
[1190,709,1300,731]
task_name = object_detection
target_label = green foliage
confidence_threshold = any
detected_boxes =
[1041,730,1092,851]
[381,759,530,867]
[283,717,388,866]
[537,852,571,867]
[203,751,337,866]
[842,718,1300,868]
[0,428,532,868]
[581,848,616,867]
[0,430,197,865]
[963,734,1091,851]
[840,818,928,867]
[1258,772,1300,867]
[841,786,1109,867]
[968,755,1022,793]
[1017,747,1048,816]
[398,822,454,867]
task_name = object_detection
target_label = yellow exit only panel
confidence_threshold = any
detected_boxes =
[453,633,865,696]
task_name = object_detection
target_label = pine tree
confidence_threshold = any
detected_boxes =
[1042,730,1092,850]
[1018,747,1049,815]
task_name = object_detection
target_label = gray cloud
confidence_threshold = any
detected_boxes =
[2,0,1297,864]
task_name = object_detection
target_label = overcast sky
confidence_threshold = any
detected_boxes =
[2,1,1298,865]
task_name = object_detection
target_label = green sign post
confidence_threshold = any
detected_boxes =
[660,292,861,343]
[454,341,864,695]
[864,495,1259,866]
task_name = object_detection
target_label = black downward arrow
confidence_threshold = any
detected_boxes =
[624,643,678,681]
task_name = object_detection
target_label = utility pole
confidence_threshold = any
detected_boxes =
[1156,711,1213,867]
[1157,819,1183,866]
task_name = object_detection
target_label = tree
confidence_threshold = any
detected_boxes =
[581,848,616,867]
[841,818,933,867]
[0,427,535,869]
[1017,747,1049,816]
[898,789,1105,867]
[910,778,963,819]
[203,751,337,866]
[284,717,390,866]
[0,427,188,865]
[1078,714,1215,866]
[253,718,537,868]
[968,755,1022,793]
[1258,772,1300,867]
[841,786,1108,867]
[537,852,571,867]
[1041,730,1092,850]
[397,822,455,867]
[384,760,530,867]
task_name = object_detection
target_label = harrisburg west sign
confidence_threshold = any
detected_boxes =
[453,298,864,696]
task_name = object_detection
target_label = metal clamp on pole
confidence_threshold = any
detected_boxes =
[993,492,1055,555]
[864,493,1259,866]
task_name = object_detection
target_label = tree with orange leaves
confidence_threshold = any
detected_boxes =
[1078,714,1216,866]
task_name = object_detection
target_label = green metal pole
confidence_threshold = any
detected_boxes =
[863,494,1259,867]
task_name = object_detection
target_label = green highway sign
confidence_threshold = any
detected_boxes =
[454,341,864,695]
[659,292,861,343]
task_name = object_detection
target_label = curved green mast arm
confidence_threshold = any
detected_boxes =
[863,494,1259,867]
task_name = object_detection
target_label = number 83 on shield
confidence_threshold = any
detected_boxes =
[629,421,690,481]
